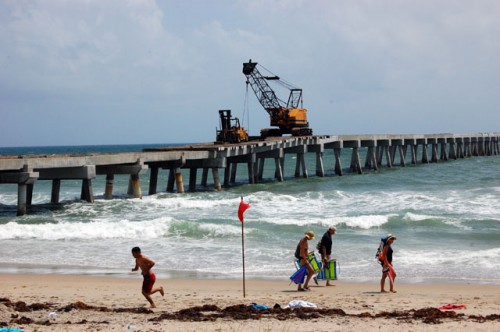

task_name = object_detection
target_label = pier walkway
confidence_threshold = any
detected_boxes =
[1,133,498,215]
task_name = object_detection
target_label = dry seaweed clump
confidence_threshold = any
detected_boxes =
[1,297,499,328]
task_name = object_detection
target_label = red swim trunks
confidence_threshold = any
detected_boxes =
[142,272,156,293]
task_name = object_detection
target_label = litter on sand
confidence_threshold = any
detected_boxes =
[285,300,318,309]
[438,304,467,310]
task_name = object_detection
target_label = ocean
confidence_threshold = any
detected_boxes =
[0,144,499,284]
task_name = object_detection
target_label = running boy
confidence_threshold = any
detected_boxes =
[131,247,164,308]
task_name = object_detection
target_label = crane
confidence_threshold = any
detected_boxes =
[243,59,313,137]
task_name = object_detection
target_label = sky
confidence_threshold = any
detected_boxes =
[0,0,499,147]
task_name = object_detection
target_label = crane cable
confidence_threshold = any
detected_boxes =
[257,63,298,90]
[243,80,250,134]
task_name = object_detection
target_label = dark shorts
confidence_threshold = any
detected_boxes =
[142,272,156,293]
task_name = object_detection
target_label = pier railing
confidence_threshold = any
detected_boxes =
[1,133,498,215]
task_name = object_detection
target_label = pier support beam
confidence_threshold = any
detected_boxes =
[81,179,94,203]
[427,139,438,163]
[334,147,343,176]
[105,174,114,199]
[308,144,325,177]
[17,182,29,216]
[256,148,284,181]
[275,157,284,181]
[226,153,256,185]
[376,140,392,168]
[362,140,377,170]
[439,139,448,161]
[471,137,478,156]
[166,169,175,192]
[175,168,184,193]
[285,145,308,178]
[26,183,33,207]
[37,165,96,203]
[248,158,257,184]
[182,157,226,191]
[364,146,377,170]
[223,164,231,188]
[448,138,457,160]
[417,139,429,164]
[478,137,484,156]
[391,139,405,167]
[189,169,197,192]
[96,161,147,199]
[0,165,41,216]
[350,148,362,174]
[404,139,417,165]
[212,168,221,191]
[343,140,361,174]
[257,158,265,181]
[148,167,159,195]
[463,137,471,157]
[484,137,491,156]
[456,139,464,158]
[51,179,61,204]
[201,168,209,186]
[127,174,142,198]
[230,162,238,183]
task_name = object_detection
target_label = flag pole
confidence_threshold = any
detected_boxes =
[238,196,249,298]
[242,217,246,298]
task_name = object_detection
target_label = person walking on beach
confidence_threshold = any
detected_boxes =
[295,231,315,291]
[131,247,164,308]
[379,234,397,293]
[318,226,336,286]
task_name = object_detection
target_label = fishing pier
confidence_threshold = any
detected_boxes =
[1,133,498,216]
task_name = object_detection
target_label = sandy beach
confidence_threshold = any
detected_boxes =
[0,274,498,331]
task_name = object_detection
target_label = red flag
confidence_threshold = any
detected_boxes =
[238,197,250,222]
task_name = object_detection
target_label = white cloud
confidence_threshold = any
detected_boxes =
[0,0,499,146]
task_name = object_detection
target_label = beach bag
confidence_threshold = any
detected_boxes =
[375,236,388,265]
[294,242,301,259]
[317,259,338,280]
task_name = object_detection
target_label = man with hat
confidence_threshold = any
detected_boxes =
[296,230,315,291]
[319,226,336,286]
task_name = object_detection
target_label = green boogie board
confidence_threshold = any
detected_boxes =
[317,259,338,280]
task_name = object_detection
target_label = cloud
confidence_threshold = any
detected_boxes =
[0,0,187,99]
[0,0,499,146]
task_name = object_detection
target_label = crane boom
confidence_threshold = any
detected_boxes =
[243,61,281,111]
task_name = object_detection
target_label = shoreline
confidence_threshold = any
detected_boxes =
[1,273,499,331]
[1,267,499,285]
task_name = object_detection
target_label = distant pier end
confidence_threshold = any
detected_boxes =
[0,133,498,216]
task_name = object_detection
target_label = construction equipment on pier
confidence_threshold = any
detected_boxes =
[243,59,313,138]
[216,109,249,144]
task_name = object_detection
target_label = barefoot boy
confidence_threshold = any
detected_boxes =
[131,247,164,308]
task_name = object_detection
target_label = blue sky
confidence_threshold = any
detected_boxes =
[1,0,499,147]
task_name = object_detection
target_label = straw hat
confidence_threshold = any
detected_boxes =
[305,231,315,240]
[387,234,397,241]
[329,226,337,233]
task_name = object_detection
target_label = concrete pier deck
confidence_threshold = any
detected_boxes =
[1,133,498,215]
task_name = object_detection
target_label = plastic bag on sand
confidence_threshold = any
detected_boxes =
[285,300,318,309]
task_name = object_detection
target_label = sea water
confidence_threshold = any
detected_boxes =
[0,144,499,284]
